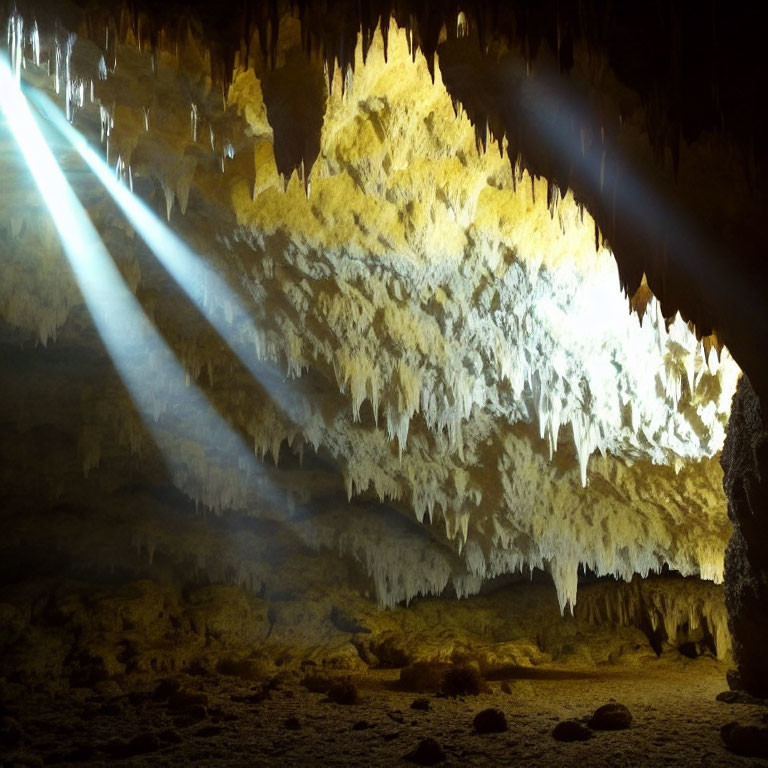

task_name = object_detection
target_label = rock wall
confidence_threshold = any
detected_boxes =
[0,572,721,697]
[721,376,768,696]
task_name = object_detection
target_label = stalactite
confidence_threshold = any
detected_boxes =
[0,8,743,614]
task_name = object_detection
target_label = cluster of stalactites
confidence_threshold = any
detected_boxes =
[4,7,241,216]
[0,8,740,617]
[575,577,732,659]
[10,0,754,196]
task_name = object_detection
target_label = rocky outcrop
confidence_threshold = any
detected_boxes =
[721,376,768,697]
[0,573,707,696]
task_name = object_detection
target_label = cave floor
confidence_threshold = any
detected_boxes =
[3,656,765,767]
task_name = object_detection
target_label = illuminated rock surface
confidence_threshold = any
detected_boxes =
[0,12,741,611]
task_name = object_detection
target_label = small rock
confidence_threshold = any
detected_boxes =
[168,691,209,711]
[327,680,359,705]
[441,665,484,697]
[411,698,431,711]
[153,678,182,701]
[717,690,764,705]
[552,719,593,742]
[173,704,208,728]
[721,721,768,757]
[500,681,512,695]
[284,717,301,730]
[404,737,446,765]
[388,712,405,723]
[352,720,372,730]
[0,716,22,748]
[588,703,632,731]
[158,729,183,743]
[473,708,508,734]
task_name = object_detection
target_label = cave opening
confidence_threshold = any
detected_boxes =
[2,2,768,766]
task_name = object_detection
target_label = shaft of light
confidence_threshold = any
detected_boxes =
[29,89,310,431]
[508,66,763,326]
[0,57,273,511]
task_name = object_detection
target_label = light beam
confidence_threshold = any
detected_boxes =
[0,56,280,513]
[28,89,312,432]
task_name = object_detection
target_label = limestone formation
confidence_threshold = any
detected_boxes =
[1,3,767,766]
[0,7,741,617]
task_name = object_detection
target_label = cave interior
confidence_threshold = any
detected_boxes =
[2,1,768,766]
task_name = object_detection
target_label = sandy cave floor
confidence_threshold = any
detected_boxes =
[3,658,768,767]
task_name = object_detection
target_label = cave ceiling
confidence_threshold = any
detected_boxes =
[1,0,762,611]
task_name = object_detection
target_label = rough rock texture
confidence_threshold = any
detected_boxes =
[552,718,592,741]
[588,702,632,731]
[721,376,768,697]
[575,576,730,659]
[404,737,446,765]
[327,680,360,705]
[0,576,674,696]
[0,656,753,767]
[0,8,741,619]
[1,3,767,766]
[472,707,507,733]
[721,720,768,758]
[440,665,485,697]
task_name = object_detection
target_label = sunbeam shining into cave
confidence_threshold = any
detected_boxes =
[0,56,281,514]
[29,88,312,434]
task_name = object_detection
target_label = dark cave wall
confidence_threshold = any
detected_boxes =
[721,375,768,697]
